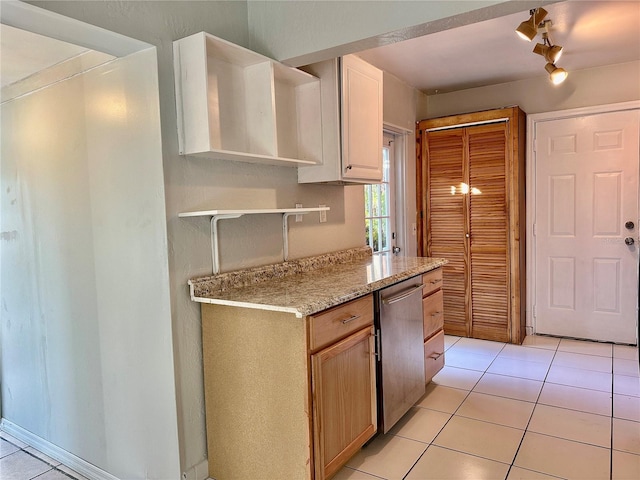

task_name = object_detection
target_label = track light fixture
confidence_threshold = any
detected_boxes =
[516,7,548,41]
[516,9,568,85]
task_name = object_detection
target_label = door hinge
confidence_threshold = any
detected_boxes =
[533,223,537,236]
[533,305,537,318]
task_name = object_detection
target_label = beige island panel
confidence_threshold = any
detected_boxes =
[202,304,313,479]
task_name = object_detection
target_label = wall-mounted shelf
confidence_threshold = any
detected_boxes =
[173,32,323,167]
[179,207,330,274]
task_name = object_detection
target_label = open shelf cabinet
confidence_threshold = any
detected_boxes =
[173,32,323,167]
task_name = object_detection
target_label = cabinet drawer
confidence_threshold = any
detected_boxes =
[424,330,445,384]
[423,290,444,339]
[422,268,443,297]
[309,294,373,351]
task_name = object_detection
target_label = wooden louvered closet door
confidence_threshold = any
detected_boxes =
[417,106,526,344]
[467,123,509,342]
[424,129,467,337]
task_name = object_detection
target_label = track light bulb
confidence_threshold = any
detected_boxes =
[516,7,548,41]
[545,63,568,85]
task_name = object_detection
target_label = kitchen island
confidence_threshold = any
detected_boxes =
[189,247,446,480]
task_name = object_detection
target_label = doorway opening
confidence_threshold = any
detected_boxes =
[365,129,409,256]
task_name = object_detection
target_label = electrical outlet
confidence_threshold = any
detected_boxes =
[295,203,303,222]
[319,205,327,223]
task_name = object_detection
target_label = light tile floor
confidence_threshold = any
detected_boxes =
[337,335,640,480]
[2,335,639,480]
[0,430,85,480]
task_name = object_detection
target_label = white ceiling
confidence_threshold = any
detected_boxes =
[358,0,640,94]
[2,1,638,97]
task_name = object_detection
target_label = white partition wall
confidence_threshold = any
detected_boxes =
[1,42,180,480]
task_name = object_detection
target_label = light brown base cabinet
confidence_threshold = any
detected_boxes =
[422,267,445,383]
[201,294,376,480]
[417,106,526,344]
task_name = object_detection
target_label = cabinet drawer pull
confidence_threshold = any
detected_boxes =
[428,352,443,360]
[430,278,442,285]
[431,311,442,318]
[341,314,361,324]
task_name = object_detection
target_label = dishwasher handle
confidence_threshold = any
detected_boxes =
[381,283,424,305]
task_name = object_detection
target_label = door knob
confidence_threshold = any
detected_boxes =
[392,246,401,254]
[625,237,635,246]
[625,221,635,230]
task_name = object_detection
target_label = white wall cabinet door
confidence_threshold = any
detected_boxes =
[534,109,640,344]
[298,55,383,184]
[341,54,383,182]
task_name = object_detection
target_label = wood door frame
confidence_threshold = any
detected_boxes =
[384,122,412,257]
[526,100,640,337]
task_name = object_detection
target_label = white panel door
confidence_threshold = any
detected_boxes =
[535,109,640,344]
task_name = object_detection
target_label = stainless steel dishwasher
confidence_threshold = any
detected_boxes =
[375,276,426,433]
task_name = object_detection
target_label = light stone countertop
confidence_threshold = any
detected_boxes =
[189,248,447,317]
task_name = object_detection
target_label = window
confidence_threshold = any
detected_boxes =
[364,135,393,254]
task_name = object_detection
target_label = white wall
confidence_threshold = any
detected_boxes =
[0,47,180,479]
[422,61,640,119]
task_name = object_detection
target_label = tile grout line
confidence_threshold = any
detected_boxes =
[401,336,473,480]
[610,346,615,480]
[503,339,560,480]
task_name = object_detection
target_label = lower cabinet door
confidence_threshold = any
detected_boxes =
[311,326,377,479]
[424,330,445,384]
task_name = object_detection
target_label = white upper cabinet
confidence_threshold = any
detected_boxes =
[298,55,383,184]
[173,32,323,167]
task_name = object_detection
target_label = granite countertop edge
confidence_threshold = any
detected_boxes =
[189,247,447,317]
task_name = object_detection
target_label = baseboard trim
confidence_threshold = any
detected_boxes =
[0,418,119,480]
[182,458,209,480]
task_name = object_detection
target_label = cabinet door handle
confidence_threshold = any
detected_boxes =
[341,314,361,324]
[429,352,444,360]
[431,311,442,318]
